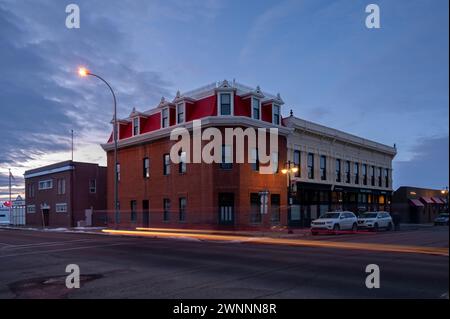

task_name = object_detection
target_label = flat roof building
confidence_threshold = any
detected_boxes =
[24,161,107,228]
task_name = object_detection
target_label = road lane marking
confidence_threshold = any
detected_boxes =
[2,238,97,248]
[0,243,127,258]
[103,229,449,257]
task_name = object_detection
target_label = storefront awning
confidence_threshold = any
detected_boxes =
[409,199,424,207]
[431,197,445,205]
[420,197,434,204]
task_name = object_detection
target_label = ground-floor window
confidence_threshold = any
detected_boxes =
[179,197,186,222]
[250,193,262,223]
[130,200,137,222]
[218,193,234,225]
[163,199,170,221]
[271,194,280,224]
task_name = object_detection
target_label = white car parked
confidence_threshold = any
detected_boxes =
[357,211,393,231]
[311,211,358,235]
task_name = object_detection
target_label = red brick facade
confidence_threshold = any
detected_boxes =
[103,81,290,230]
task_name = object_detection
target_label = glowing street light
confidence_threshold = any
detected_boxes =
[282,160,299,226]
[78,67,120,225]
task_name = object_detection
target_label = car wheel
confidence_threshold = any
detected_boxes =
[351,223,357,232]
[373,223,379,232]
[333,224,340,234]
[387,222,393,231]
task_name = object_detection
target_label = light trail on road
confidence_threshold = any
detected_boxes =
[102,229,449,257]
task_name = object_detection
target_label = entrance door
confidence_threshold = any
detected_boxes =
[218,193,234,225]
[142,200,149,228]
[42,209,49,227]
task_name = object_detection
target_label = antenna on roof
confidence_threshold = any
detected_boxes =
[71,129,74,162]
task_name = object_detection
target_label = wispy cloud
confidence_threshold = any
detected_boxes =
[239,0,301,61]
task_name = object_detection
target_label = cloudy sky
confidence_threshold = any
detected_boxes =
[0,0,448,201]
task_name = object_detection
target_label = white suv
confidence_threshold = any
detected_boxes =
[357,211,393,231]
[311,211,358,235]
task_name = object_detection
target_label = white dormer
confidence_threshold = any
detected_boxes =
[241,85,265,121]
[216,80,235,116]
[172,90,195,124]
[263,93,284,126]
[158,96,175,128]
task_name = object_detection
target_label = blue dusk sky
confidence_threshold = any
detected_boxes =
[0,0,448,200]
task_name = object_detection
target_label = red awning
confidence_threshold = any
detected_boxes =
[420,197,434,204]
[432,197,445,205]
[409,199,424,207]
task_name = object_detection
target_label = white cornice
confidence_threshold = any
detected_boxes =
[101,116,292,151]
[284,116,397,156]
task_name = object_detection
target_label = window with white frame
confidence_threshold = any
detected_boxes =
[220,93,231,115]
[252,97,260,120]
[89,179,96,193]
[162,108,169,128]
[271,152,279,173]
[27,205,36,214]
[56,203,68,213]
[133,117,139,136]
[176,103,185,124]
[57,178,65,195]
[38,179,53,190]
[273,104,280,125]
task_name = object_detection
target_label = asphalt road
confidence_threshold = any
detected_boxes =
[0,227,448,299]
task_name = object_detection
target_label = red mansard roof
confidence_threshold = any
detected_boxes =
[106,80,286,143]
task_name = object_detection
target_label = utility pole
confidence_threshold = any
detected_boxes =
[8,169,12,224]
[71,129,74,162]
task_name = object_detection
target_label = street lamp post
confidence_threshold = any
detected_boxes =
[78,67,120,225]
[441,186,449,212]
[281,160,299,226]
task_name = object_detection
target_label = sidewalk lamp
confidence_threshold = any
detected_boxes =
[78,67,120,225]
[441,187,449,211]
[281,161,299,205]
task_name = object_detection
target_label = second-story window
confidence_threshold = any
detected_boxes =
[143,157,150,178]
[251,148,260,171]
[179,151,187,174]
[293,150,300,177]
[362,164,367,185]
[163,154,171,175]
[345,161,351,183]
[354,163,359,184]
[320,155,326,180]
[133,117,139,136]
[38,179,53,190]
[371,166,375,186]
[384,168,389,188]
[220,145,233,169]
[177,103,185,124]
[220,93,231,115]
[335,159,341,183]
[162,108,169,128]
[57,178,65,195]
[378,167,382,187]
[273,105,280,125]
[28,183,35,198]
[252,97,260,120]
[307,153,314,179]
[89,179,96,193]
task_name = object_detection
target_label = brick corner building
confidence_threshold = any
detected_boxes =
[24,161,107,227]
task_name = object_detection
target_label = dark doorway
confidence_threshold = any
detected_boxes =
[142,200,149,227]
[218,193,234,225]
[42,209,49,227]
